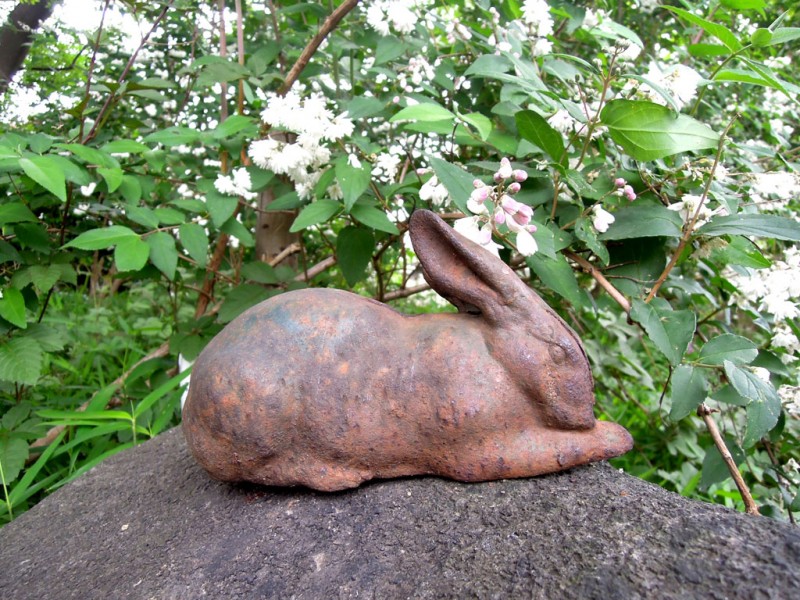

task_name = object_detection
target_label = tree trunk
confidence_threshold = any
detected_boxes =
[255,187,300,267]
[0,0,56,93]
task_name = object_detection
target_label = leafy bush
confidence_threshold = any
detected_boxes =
[1,0,799,525]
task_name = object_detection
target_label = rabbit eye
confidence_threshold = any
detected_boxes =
[548,344,567,364]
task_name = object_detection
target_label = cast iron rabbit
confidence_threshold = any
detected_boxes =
[183,209,633,491]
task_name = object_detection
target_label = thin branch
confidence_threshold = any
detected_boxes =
[294,256,336,282]
[698,404,760,516]
[277,0,360,95]
[84,2,175,143]
[564,250,631,313]
[645,114,739,303]
[268,242,302,266]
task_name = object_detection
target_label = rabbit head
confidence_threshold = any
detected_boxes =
[409,209,597,431]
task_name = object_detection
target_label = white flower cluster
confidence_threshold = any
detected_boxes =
[521,0,554,56]
[371,153,403,184]
[418,174,449,208]
[750,172,800,211]
[640,62,703,111]
[778,384,800,418]
[214,168,256,201]
[365,1,426,36]
[248,90,354,199]
[397,56,437,94]
[728,246,800,327]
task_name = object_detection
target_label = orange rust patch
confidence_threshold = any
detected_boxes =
[338,362,350,375]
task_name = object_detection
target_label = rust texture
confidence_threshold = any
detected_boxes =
[183,209,633,491]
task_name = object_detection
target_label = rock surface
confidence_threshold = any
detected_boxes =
[1,427,798,599]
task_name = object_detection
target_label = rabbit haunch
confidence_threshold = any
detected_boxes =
[182,210,633,491]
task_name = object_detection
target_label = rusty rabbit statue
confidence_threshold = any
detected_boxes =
[183,209,633,491]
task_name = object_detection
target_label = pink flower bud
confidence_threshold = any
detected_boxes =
[615,177,626,188]
[494,207,506,224]
[513,211,530,227]
[507,182,521,194]
[497,157,513,179]
[623,185,636,201]
[526,223,537,233]
[473,179,485,189]
[470,186,490,203]
[494,172,505,183]
[513,169,528,183]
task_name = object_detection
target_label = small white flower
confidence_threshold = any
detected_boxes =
[515,229,538,256]
[347,153,362,169]
[80,182,97,197]
[591,205,615,233]
[453,217,503,257]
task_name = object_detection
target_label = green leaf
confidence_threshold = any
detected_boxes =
[179,223,209,268]
[599,205,683,240]
[118,176,143,203]
[460,112,493,141]
[212,115,257,139]
[670,365,708,421]
[114,236,150,272]
[526,253,585,307]
[465,54,513,78]
[290,200,341,232]
[24,322,67,352]
[664,7,742,52]
[345,97,385,119]
[0,287,27,328]
[600,100,719,161]
[335,156,372,212]
[154,207,186,225]
[206,191,238,228]
[146,231,178,280]
[699,334,758,366]
[19,156,67,202]
[65,226,138,250]
[712,384,749,407]
[429,157,471,214]
[767,27,800,46]
[0,337,42,385]
[698,214,800,241]
[350,205,400,234]
[0,438,28,485]
[574,217,609,265]
[241,262,278,284]
[709,235,770,269]
[143,127,201,147]
[11,264,69,295]
[54,143,117,168]
[2,403,30,429]
[102,139,150,154]
[0,203,37,226]
[218,285,275,323]
[630,299,695,366]
[723,361,781,447]
[265,191,302,211]
[336,226,374,286]
[375,35,406,64]
[390,103,455,123]
[688,43,731,57]
[721,0,765,10]
[750,28,773,47]
[515,110,565,164]
[125,204,159,229]
[98,167,123,193]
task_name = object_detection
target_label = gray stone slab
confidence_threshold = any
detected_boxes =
[0,427,798,599]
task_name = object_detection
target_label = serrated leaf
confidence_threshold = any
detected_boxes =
[630,299,696,366]
[664,7,742,52]
[0,203,37,226]
[24,322,67,352]
[600,100,719,161]
[218,285,274,323]
[390,103,455,123]
[102,139,150,154]
[98,167,123,192]
[574,218,609,265]
[335,156,372,212]
[206,191,238,228]
[515,110,565,164]
[712,384,749,407]
[2,403,30,430]
[213,115,257,139]
[699,334,758,366]
[709,235,770,269]
[461,112,493,141]
[290,200,341,232]
[336,227,374,286]
[179,223,209,268]
[221,218,254,247]
[154,207,186,225]
[146,231,178,280]
[0,337,42,385]
[698,214,800,241]
[700,439,745,490]
[19,156,67,202]
[143,127,200,147]
[526,253,585,307]
[345,97,385,119]
[350,205,400,234]
[241,262,278,284]
[11,265,64,295]
[118,176,142,203]
[723,360,781,447]
[0,287,27,328]
[670,365,708,421]
[429,157,471,214]
[599,204,683,240]
[0,438,28,485]
[125,205,159,229]
[114,236,150,272]
[54,143,117,168]
[65,226,138,250]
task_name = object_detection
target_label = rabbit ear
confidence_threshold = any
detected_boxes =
[409,210,527,324]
